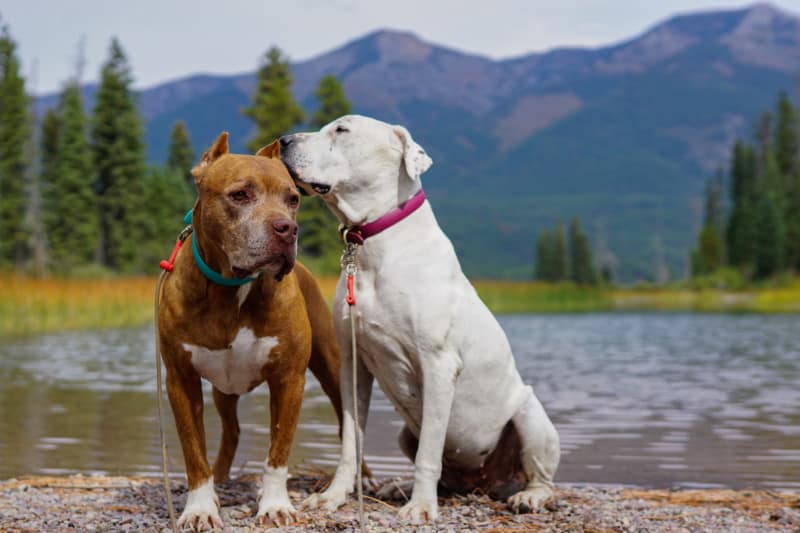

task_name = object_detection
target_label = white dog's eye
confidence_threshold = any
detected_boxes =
[335,125,349,133]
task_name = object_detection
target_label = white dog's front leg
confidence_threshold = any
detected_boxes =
[399,352,460,523]
[302,341,373,511]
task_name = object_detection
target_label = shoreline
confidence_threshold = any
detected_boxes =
[1,474,798,532]
[3,275,800,336]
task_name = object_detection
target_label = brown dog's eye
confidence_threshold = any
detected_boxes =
[288,194,300,208]
[229,190,248,202]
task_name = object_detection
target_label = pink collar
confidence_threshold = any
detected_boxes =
[341,189,427,245]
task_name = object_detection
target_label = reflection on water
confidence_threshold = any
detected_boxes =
[1,313,798,490]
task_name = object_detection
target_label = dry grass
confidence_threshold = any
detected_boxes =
[3,274,800,337]
[0,275,154,336]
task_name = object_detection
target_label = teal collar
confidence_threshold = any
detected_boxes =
[185,209,260,287]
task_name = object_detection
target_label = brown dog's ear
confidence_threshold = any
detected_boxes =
[191,131,230,183]
[255,139,280,159]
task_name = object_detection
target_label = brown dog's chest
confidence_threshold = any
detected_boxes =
[169,278,310,396]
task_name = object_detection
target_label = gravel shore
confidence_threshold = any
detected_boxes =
[1,473,798,532]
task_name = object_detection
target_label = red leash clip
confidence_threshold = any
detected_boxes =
[346,273,356,306]
[159,239,184,272]
[160,226,193,272]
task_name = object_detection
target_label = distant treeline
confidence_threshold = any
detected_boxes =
[691,91,800,282]
[534,218,607,285]
[0,19,348,276]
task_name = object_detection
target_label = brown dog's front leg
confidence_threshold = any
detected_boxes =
[165,370,222,530]
[255,372,306,526]
[212,387,240,482]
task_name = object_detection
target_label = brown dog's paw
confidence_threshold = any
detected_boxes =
[255,505,298,527]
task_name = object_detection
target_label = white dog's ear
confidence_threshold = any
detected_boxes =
[394,126,432,180]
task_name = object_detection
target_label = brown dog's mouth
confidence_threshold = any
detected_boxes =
[234,253,295,282]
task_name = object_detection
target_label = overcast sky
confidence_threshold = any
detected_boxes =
[3,0,800,95]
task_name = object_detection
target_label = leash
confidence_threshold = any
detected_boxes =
[340,237,366,532]
[155,225,193,533]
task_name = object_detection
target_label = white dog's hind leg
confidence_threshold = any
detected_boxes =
[302,346,373,511]
[508,386,560,513]
[398,352,460,522]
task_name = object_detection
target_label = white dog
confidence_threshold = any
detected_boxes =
[280,115,559,521]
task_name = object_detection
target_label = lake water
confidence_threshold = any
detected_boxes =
[1,313,798,491]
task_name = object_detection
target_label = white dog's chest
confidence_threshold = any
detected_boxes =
[183,327,279,395]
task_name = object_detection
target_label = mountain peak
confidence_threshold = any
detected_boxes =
[721,1,800,71]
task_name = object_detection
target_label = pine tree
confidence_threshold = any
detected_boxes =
[312,75,351,128]
[726,141,758,271]
[40,107,60,204]
[91,38,147,271]
[568,217,596,285]
[166,120,195,191]
[243,47,304,153]
[775,92,800,270]
[754,192,785,279]
[774,91,798,178]
[48,82,98,271]
[691,172,725,276]
[0,24,30,269]
[139,166,193,268]
[534,230,554,281]
[294,75,354,273]
[553,222,568,281]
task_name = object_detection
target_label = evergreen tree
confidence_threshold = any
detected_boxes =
[40,108,60,201]
[166,120,195,190]
[242,47,304,153]
[726,141,758,270]
[91,38,147,271]
[0,24,30,269]
[294,75,354,273]
[754,192,785,279]
[774,91,798,178]
[534,230,554,281]
[312,75,351,128]
[139,166,193,268]
[553,222,568,281]
[568,217,596,285]
[691,172,725,276]
[49,83,97,271]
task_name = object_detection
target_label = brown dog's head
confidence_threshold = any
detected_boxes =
[190,132,300,282]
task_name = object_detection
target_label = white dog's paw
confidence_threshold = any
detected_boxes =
[255,500,298,527]
[398,498,438,522]
[507,485,553,513]
[301,487,348,512]
[178,480,222,531]
[375,477,413,501]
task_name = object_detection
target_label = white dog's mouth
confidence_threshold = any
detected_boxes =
[308,182,331,194]
[294,175,331,196]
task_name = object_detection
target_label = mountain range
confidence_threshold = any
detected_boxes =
[41,3,800,279]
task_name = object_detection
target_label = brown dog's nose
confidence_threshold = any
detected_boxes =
[272,217,298,243]
[279,135,294,149]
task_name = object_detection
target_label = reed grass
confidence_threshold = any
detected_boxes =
[0,275,154,336]
[2,275,799,337]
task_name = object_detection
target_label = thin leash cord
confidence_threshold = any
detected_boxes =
[351,300,365,532]
[154,270,179,533]
[342,235,366,533]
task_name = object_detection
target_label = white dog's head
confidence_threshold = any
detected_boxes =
[279,115,432,225]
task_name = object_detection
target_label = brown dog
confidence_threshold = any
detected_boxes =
[157,132,344,530]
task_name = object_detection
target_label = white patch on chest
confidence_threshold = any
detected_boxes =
[237,282,253,308]
[183,328,279,395]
